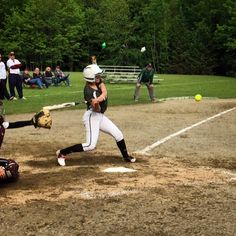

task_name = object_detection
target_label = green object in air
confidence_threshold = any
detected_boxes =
[102,42,106,49]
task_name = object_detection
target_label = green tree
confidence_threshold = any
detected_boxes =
[168,0,236,75]
[0,0,235,75]
[0,0,25,29]
[214,0,236,75]
[82,0,132,65]
[138,0,171,72]
[0,0,84,70]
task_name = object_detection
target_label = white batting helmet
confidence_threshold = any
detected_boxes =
[83,64,103,82]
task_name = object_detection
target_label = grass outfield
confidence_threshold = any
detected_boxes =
[3,72,236,115]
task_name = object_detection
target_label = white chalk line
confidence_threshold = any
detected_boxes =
[158,96,219,101]
[222,170,236,182]
[79,190,138,199]
[135,107,236,155]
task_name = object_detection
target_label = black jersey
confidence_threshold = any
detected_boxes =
[84,83,108,113]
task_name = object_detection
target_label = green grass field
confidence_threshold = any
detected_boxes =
[3,73,236,115]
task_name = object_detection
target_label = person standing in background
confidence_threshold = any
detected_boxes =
[133,63,157,102]
[7,52,25,100]
[0,53,11,100]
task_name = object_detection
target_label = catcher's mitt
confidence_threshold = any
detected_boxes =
[32,109,52,129]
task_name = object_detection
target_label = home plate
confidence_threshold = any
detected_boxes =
[102,167,137,173]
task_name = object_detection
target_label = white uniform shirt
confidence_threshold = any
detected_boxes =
[0,61,7,79]
[7,58,21,74]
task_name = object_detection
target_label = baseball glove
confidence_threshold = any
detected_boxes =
[31,109,52,129]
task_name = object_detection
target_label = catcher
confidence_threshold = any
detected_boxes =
[0,100,52,183]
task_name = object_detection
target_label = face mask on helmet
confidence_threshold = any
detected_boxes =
[83,64,103,82]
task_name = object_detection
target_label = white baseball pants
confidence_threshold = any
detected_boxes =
[82,110,123,151]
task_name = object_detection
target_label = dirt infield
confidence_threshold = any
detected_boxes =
[1,99,236,236]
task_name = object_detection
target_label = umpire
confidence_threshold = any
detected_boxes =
[134,63,157,102]
[7,51,25,100]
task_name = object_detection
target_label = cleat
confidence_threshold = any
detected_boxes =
[56,150,66,166]
[151,98,157,103]
[10,96,17,101]
[124,156,136,163]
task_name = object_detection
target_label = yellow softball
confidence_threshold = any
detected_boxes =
[195,94,202,102]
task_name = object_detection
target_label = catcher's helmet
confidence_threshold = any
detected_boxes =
[83,64,103,82]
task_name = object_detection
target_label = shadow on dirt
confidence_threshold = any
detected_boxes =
[25,152,137,168]
[1,152,139,191]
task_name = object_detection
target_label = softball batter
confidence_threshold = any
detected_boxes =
[56,64,136,166]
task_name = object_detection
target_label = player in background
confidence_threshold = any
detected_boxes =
[134,63,157,102]
[56,64,136,166]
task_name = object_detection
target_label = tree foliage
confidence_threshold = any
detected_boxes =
[0,0,235,75]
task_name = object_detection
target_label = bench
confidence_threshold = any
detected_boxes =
[99,65,162,84]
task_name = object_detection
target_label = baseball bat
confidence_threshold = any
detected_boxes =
[43,101,86,111]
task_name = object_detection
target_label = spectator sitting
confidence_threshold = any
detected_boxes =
[44,67,55,86]
[54,66,70,86]
[22,69,43,89]
[33,67,49,88]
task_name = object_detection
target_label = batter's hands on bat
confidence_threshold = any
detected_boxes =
[91,98,101,112]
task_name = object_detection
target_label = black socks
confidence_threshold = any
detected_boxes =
[116,139,129,158]
[60,144,84,155]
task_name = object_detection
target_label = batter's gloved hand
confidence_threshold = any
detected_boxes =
[31,109,52,129]
[91,99,101,112]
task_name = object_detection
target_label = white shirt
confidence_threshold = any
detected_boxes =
[0,61,7,79]
[7,58,21,74]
